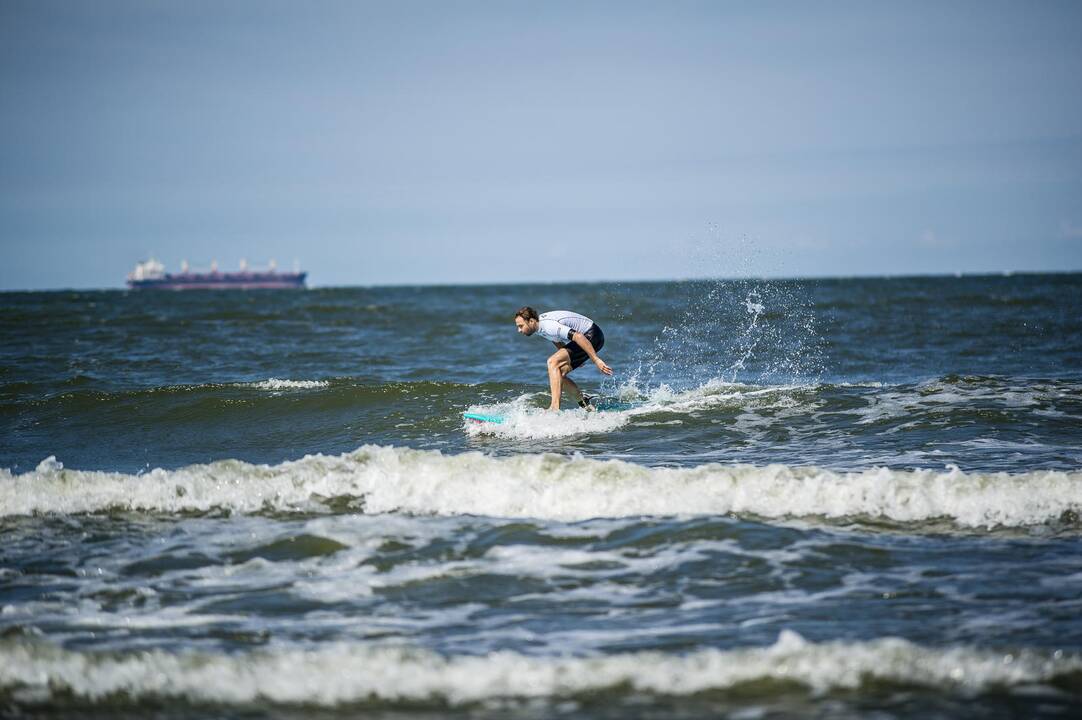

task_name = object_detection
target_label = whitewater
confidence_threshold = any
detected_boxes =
[5,445,1081,530]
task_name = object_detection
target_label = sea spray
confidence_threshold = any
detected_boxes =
[623,277,825,393]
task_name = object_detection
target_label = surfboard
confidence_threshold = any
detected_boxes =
[463,412,505,424]
[462,398,641,425]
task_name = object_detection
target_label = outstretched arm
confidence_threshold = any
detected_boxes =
[570,332,613,375]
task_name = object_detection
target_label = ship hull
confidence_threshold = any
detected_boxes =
[127,273,306,290]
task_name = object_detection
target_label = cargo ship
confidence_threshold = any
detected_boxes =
[126,259,306,290]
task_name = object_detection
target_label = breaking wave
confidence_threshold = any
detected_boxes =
[0,631,1077,707]
[463,379,806,439]
[2,446,1080,529]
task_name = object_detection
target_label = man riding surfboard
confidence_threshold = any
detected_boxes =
[514,306,613,411]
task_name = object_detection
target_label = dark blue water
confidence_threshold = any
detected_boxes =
[1,275,1081,718]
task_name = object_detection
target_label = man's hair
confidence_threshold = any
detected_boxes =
[514,306,539,322]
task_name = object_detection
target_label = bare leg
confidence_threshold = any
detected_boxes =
[547,350,572,410]
[561,374,585,404]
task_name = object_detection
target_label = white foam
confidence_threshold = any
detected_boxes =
[465,401,631,439]
[0,631,1076,706]
[249,378,329,390]
[464,380,804,439]
[2,447,1080,529]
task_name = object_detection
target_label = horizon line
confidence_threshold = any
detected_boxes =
[2,268,1080,294]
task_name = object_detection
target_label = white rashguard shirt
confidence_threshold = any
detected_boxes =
[536,311,594,344]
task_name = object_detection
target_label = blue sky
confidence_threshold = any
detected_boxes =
[2,0,1080,289]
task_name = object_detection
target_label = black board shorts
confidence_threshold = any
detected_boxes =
[566,323,604,370]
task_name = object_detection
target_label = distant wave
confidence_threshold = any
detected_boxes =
[3,379,520,419]
[3,446,1080,529]
[248,378,329,390]
[7,375,1076,448]
[1,631,1077,707]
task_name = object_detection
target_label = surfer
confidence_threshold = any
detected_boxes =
[514,307,613,411]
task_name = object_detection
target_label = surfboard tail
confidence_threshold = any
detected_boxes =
[463,412,505,424]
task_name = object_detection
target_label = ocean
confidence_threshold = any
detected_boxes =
[1,274,1081,718]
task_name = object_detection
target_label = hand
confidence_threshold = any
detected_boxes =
[595,358,613,376]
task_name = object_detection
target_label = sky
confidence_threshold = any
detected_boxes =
[1,0,1081,290]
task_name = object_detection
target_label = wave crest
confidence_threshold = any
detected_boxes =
[248,378,330,390]
[3,446,1080,529]
[0,631,1077,707]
